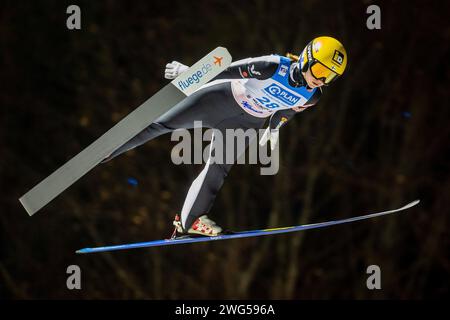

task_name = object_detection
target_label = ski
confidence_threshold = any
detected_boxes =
[76,199,420,254]
[19,47,232,216]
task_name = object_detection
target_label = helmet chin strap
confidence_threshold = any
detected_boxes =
[290,62,307,87]
[291,62,319,90]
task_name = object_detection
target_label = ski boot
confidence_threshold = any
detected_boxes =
[171,214,223,239]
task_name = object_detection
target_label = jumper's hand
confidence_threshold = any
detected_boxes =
[259,126,271,147]
[259,117,288,150]
[259,128,280,151]
[164,61,189,79]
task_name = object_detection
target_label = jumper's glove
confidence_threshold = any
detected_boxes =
[164,61,189,79]
[259,117,288,151]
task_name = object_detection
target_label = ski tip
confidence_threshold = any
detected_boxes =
[216,46,229,53]
[405,199,421,209]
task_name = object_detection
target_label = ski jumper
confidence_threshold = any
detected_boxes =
[102,55,322,229]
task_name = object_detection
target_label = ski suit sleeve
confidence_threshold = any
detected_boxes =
[269,109,296,129]
[269,86,323,128]
[212,55,280,80]
[260,108,306,149]
[261,89,322,148]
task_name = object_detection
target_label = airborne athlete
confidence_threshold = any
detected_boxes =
[102,36,348,238]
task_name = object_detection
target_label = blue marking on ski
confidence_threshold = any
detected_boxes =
[76,199,420,254]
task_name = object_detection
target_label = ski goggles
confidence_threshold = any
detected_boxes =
[309,61,340,85]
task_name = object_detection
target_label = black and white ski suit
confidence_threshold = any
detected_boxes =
[103,55,322,229]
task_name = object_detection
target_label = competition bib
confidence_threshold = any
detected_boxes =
[231,56,317,117]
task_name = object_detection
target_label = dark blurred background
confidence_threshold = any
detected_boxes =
[0,0,448,299]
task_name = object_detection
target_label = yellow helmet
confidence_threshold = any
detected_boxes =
[300,36,347,84]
